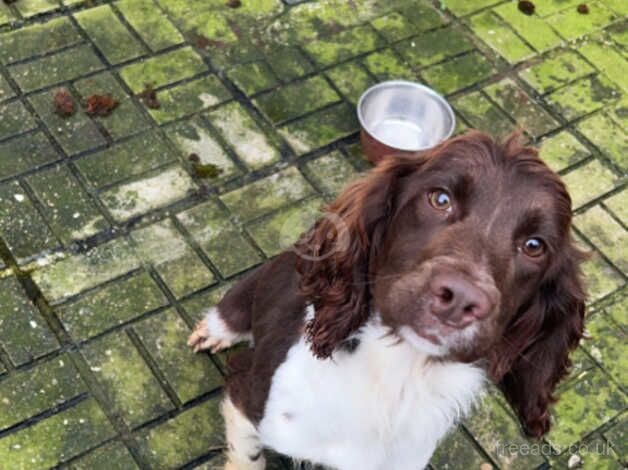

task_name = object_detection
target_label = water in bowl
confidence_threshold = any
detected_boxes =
[371,117,427,150]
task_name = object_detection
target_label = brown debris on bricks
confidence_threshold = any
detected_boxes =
[2,0,19,4]
[577,4,589,14]
[191,32,226,49]
[138,84,160,109]
[226,0,241,8]
[84,95,119,117]
[53,89,75,117]
[517,0,535,15]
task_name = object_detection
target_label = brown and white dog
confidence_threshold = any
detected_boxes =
[188,131,586,470]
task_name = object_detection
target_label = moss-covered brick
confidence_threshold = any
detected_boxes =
[280,102,359,155]
[181,281,234,324]
[176,200,263,277]
[227,61,278,96]
[575,205,627,274]
[32,237,140,303]
[147,75,231,124]
[0,132,59,180]
[0,74,14,103]
[28,88,106,156]
[552,435,622,470]
[120,47,207,93]
[468,11,535,64]
[134,309,223,403]
[0,180,58,263]
[445,0,500,16]
[465,394,546,469]
[74,71,151,140]
[577,112,627,171]
[206,102,281,170]
[422,51,494,96]
[547,2,617,41]
[75,5,146,65]
[100,165,196,222]
[540,132,591,174]
[578,41,627,93]
[75,129,177,189]
[165,116,240,181]
[430,427,489,469]
[131,220,215,297]
[563,159,618,209]
[603,415,627,458]
[493,3,563,52]
[584,311,627,387]
[136,397,223,469]
[603,0,628,14]
[246,196,323,257]
[529,0,582,16]
[81,330,174,427]
[395,26,474,69]
[325,61,375,104]
[303,151,357,197]
[0,3,15,26]
[117,0,184,52]
[0,16,82,65]
[13,0,60,18]
[520,50,595,94]
[221,166,315,222]
[484,79,559,138]
[26,164,108,244]
[362,49,416,81]
[371,11,417,42]
[303,24,385,67]
[548,367,626,450]
[0,99,37,140]
[253,75,339,124]
[0,276,58,366]
[56,270,167,342]
[0,398,115,468]
[68,440,139,470]
[8,44,104,93]
[453,91,515,138]
[546,75,621,121]
[603,189,627,223]
[0,354,85,430]
[581,251,625,302]
[266,46,314,82]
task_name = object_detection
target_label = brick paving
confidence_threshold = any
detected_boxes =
[0,0,625,468]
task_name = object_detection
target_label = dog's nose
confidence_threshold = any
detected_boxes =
[429,274,491,327]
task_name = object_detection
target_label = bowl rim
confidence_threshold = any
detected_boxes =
[356,80,456,152]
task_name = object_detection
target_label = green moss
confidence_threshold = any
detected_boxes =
[580,252,625,302]
[453,91,515,138]
[546,2,617,41]
[546,75,621,121]
[563,159,619,209]
[421,51,494,95]
[362,49,416,81]
[326,61,375,104]
[603,189,628,226]
[539,131,591,172]
[303,24,385,67]
[0,100,37,141]
[575,206,627,274]
[582,311,627,386]
[395,25,473,68]
[577,112,627,171]
[303,151,357,197]
[227,61,278,96]
[117,0,184,52]
[69,441,139,470]
[468,11,534,63]
[493,2,563,52]
[520,50,595,94]
[431,427,489,469]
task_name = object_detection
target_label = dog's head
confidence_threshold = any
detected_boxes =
[296,131,586,438]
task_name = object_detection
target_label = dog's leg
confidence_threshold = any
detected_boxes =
[222,396,265,470]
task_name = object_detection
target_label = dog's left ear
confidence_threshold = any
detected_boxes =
[489,239,587,438]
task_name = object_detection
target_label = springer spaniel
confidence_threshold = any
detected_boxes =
[188,131,586,470]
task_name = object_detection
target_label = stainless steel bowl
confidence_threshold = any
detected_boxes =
[357,81,456,154]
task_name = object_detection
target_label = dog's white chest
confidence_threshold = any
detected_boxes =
[258,319,485,470]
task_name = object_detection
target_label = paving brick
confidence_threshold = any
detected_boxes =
[0,73,14,103]
[134,309,223,403]
[563,159,618,209]
[227,61,278,96]
[546,1,618,41]
[303,151,357,196]
[0,398,115,468]
[303,25,385,67]
[0,180,58,262]
[395,26,474,68]
[279,102,359,155]
[74,71,152,140]
[578,41,628,93]
[27,164,108,244]
[0,99,37,140]
[131,220,215,297]
[221,166,315,222]
[120,47,207,93]
[117,0,184,52]
[583,312,627,387]
[421,51,494,96]
[581,251,625,302]
[265,46,314,83]
[371,11,418,42]
[520,50,595,94]
[531,0,582,16]
[493,3,564,52]
[0,353,85,430]
[0,16,82,65]
[181,282,234,324]
[75,129,177,189]
[603,415,627,459]
[32,237,140,302]
[206,102,281,170]
[56,270,167,342]
[147,75,231,124]
[539,131,591,173]
[362,49,416,81]
[0,132,59,180]
[100,165,196,222]
[325,61,376,104]
[453,91,515,138]
[136,397,223,469]
[577,112,627,171]
[575,205,627,274]
[603,189,627,223]
[28,88,106,156]
[253,75,339,124]
[546,75,621,121]
[81,330,174,427]
[552,434,622,469]
[8,44,105,93]
[177,200,262,277]
[445,0,500,16]
[13,0,60,18]
[431,427,489,469]
[0,3,14,26]
[68,440,139,470]
[469,11,535,63]
[75,5,146,65]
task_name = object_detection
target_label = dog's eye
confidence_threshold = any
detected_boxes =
[522,238,546,257]
[428,190,452,211]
